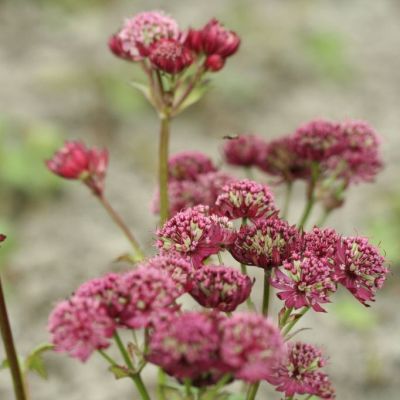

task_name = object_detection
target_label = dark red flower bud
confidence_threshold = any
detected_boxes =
[149,39,193,74]
[108,33,133,61]
[201,19,240,58]
[185,28,203,54]
[204,54,225,72]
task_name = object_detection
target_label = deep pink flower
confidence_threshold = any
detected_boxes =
[205,54,225,71]
[168,151,217,182]
[156,206,236,267]
[327,120,383,184]
[141,254,194,294]
[48,297,115,362]
[220,313,285,382]
[215,179,276,220]
[267,342,335,399]
[46,141,108,195]
[149,39,193,74]
[302,227,341,260]
[190,265,252,312]
[147,311,223,382]
[256,136,310,182]
[292,119,345,162]
[271,255,337,312]
[229,217,299,270]
[223,134,266,167]
[108,33,134,61]
[115,11,180,61]
[334,236,388,305]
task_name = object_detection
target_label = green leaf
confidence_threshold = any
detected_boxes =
[24,343,54,379]
[160,385,185,400]
[130,81,155,108]
[108,365,132,380]
[0,359,10,370]
[176,80,209,114]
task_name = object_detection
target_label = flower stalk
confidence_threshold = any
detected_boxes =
[159,115,171,224]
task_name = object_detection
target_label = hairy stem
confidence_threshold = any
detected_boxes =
[98,194,144,261]
[0,277,27,400]
[159,115,171,225]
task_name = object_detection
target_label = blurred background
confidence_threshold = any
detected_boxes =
[0,0,399,399]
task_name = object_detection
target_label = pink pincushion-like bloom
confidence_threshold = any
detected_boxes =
[147,311,223,381]
[292,119,345,162]
[327,120,383,184]
[46,141,108,195]
[257,136,310,182]
[190,265,252,312]
[149,39,193,74]
[302,227,341,260]
[271,255,337,312]
[229,217,299,270]
[220,313,285,382]
[48,297,115,362]
[334,236,387,305]
[168,151,217,182]
[116,11,180,61]
[267,342,335,399]
[215,179,276,220]
[141,254,194,294]
[223,134,266,167]
[156,206,236,266]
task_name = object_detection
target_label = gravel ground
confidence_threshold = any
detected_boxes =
[1,0,400,399]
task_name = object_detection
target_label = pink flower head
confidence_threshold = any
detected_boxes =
[156,206,236,267]
[328,120,383,184]
[119,267,181,329]
[190,265,252,312]
[46,141,108,195]
[223,134,266,167]
[271,255,337,312]
[168,151,217,182]
[334,236,388,305]
[267,342,335,399]
[302,227,341,260]
[147,311,223,381]
[215,179,276,220]
[115,11,180,61]
[149,39,193,74]
[220,313,285,382]
[229,217,299,270]
[141,254,194,294]
[256,136,310,182]
[187,19,240,58]
[48,297,115,362]
[292,119,345,162]
[108,33,134,61]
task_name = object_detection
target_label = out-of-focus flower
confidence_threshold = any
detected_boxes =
[156,206,236,266]
[141,254,194,294]
[256,136,310,182]
[114,11,180,61]
[205,54,225,71]
[0,234,5,243]
[229,217,299,270]
[147,311,223,381]
[215,179,276,220]
[46,141,108,195]
[108,33,134,61]
[271,255,337,312]
[190,265,252,312]
[292,119,344,163]
[168,151,217,182]
[223,134,266,167]
[267,342,335,399]
[334,236,388,305]
[48,297,115,362]
[149,39,193,74]
[220,313,285,382]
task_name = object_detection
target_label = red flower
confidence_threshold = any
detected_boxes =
[149,39,193,74]
[108,34,134,61]
[168,151,217,181]
[223,134,266,167]
[205,54,225,72]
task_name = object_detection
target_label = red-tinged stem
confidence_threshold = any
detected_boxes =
[97,194,144,261]
[0,277,27,400]
[159,115,171,225]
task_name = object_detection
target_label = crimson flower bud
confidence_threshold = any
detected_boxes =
[149,39,193,74]
[205,54,225,72]
[108,33,133,61]
[185,28,203,54]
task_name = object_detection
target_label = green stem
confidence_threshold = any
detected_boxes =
[204,374,232,400]
[282,307,310,338]
[0,276,27,400]
[184,378,192,398]
[157,368,167,400]
[316,209,331,227]
[298,164,319,229]
[281,182,293,220]
[262,270,271,316]
[98,194,144,261]
[114,333,151,400]
[279,307,293,329]
[159,115,171,225]
[246,382,260,400]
